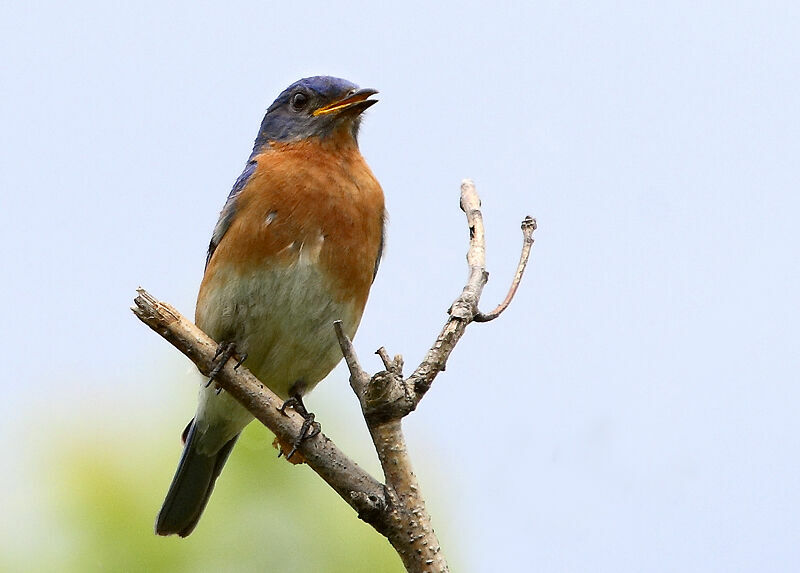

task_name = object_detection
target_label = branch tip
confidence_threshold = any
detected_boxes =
[376,347,393,370]
[473,214,537,323]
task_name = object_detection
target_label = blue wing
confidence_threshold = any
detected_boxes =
[372,210,387,281]
[205,160,257,269]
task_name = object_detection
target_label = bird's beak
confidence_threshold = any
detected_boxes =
[312,88,379,116]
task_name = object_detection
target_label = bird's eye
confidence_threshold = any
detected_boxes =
[291,92,308,111]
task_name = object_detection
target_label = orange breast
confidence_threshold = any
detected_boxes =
[200,138,385,316]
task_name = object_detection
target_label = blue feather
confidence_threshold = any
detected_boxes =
[205,159,257,268]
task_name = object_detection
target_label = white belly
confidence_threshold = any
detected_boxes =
[197,260,362,398]
[192,260,363,451]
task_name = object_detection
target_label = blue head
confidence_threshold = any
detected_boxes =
[252,76,378,153]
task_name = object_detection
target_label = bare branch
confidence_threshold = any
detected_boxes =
[333,320,369,397]
[376,347,393,370]
[331,179,535,572]
[405,179,492,399]
[331,328,448,570]
[474,215,537,322]
[369,420,448,572]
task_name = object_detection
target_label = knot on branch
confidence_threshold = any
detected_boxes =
[449,296,479,321]
[349,489,388,528]
[362,370,416,424]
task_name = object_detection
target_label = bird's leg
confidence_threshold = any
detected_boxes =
[278,394,321,460]
[205,341,238,390]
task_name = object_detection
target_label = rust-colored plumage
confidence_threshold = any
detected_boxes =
[157,76,384,537]
[200,137,384,313]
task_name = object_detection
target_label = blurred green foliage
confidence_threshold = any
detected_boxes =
[6,418,402,572]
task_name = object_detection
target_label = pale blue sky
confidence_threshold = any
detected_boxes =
[2,2,799,571]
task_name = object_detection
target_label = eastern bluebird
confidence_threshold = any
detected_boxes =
[155,76,385,537]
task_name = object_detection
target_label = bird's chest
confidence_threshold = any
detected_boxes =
[214,145,383,302]
[195,144,384,395]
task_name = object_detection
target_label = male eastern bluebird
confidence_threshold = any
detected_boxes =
[155,76,385,537]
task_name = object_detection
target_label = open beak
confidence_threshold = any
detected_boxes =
[312,88,379,116]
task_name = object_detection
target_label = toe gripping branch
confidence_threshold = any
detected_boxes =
[278,395,321,460]
[205,342,247,394]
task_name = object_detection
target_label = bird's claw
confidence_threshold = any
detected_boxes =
[205,342,241,389]
[233,353,248,370]
[277,395,320,460]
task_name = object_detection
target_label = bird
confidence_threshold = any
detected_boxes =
[155,76,385,537]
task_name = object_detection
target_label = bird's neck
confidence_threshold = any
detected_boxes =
[269,129,360,155]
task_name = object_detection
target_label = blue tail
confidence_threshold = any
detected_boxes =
[155,421,239,537]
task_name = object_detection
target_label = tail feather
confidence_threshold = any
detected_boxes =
[155,421,239,537]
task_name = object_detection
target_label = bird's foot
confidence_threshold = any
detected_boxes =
[278,395,321,461]
[205,342,246,393]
